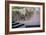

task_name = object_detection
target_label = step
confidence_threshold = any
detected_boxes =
[25,25,40,28]
[12,24,24,28]
[12,23,19,26]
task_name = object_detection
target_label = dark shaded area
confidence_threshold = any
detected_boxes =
[25,25,40,28]
[12,21,15,23]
